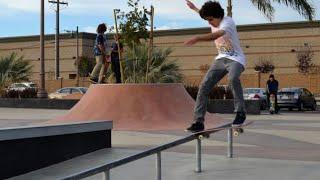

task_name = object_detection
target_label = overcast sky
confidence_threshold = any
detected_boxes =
[0,0,319,37]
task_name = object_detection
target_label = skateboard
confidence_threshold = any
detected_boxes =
[269,94,276,114]
[188,121,254,139]
[89,77,106,84]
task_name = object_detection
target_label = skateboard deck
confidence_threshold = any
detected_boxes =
[188,121,253,139]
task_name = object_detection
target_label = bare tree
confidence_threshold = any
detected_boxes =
[296,44,315,75]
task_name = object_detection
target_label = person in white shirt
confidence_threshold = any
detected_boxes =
[185,0,246,132]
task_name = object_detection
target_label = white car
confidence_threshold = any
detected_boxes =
[243,88,267,109]
[7,82,38,91]
[49,87,88,99]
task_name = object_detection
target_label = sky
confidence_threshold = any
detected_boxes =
[0,0,319,37]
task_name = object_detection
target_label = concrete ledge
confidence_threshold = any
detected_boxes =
[11,148,138,180]
[0,121,113,141]
[208,99,261,114]
[0,121,113,179]
[0,98,78,109]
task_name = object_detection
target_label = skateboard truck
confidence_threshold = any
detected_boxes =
[192,121,253,140]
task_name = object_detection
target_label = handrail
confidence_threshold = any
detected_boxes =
[62,123,233,180]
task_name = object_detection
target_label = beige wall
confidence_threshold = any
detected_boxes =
[0,35,86,81]
[152,22,320,94]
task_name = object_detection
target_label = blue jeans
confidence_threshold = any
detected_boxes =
[194,58,246,123]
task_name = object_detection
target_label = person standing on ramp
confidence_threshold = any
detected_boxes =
[110,35,123,83]
[90,23,109,84]
[185,0,247,132]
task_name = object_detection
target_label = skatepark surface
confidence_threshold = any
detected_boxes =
[2,83,320,179]
[2,108,320,180]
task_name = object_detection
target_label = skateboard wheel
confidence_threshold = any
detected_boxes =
[233,131,239,136]
[198,135,203,139]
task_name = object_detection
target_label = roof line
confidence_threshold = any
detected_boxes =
[0,20,319,43]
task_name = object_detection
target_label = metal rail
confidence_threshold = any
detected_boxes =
[62,123,234,180]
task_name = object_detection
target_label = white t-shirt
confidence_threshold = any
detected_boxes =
[211,16,246,66]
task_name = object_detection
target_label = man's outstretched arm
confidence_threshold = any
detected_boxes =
[184,30,225,46]
[186,0,200,13]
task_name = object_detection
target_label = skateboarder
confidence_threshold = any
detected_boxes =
[90,23,109,84]
[266,74,279,113]
[185,0,246,132]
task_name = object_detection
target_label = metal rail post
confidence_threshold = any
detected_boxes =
[156,152,162,180]
[103,169,110,180]
[195,138,202,172]
[227,128,233,158]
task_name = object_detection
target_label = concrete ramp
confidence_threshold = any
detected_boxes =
[48,83,227,131]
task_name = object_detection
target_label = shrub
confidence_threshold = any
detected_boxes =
[0,52,33,89]
[184,84,233,100]
[1,88,37,98]
[254,58,275,73]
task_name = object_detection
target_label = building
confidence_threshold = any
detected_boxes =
[0,20,319,93]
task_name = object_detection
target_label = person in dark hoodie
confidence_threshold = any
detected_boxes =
[110,34,123,83]
[266,74,279,113]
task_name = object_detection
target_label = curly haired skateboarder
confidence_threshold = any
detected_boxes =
[185,0,246,132]
[90,23,110,84]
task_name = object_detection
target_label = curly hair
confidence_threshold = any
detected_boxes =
[199,1,225,19]
[96,23,107,34]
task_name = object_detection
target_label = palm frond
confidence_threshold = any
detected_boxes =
[251,0,275,21]
[272,0,315,20]
[0,52,33,88]
[109,43,183,84]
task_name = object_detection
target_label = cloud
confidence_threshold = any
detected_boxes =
[155,22,182,30]
[0,0,319,36]
[0,0,39,12]
[82,26,96,33]
[0,0,205,19]
[0,0,128,15]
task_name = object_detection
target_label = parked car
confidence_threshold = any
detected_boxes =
[49,87,88,99]
[243,88,267,110]
[278,87,317,111]
[7,82,38,91]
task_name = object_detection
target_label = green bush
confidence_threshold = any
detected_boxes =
[0,52,33,89]
[1,89,37,98]
[107,43,183,83]
[78,56,95,77]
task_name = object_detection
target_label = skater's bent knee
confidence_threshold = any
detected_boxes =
[228,76,240,84]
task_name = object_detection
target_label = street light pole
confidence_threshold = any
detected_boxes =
[113,9,124,83]
[56,0,60,79]
[146,5,154,83]
[227,0,233,17]
[48,0,68,80]
[76,26,79,87]
[37,0,48,98]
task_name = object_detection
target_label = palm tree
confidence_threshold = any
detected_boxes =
[227,0,315,21]
[106,44,184,83]
[0,52,33,89]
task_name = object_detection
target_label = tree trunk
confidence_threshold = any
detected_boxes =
[227,0,232,17]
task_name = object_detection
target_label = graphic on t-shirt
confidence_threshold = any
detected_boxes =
[215,35,237,57]
[210,16,246,66]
